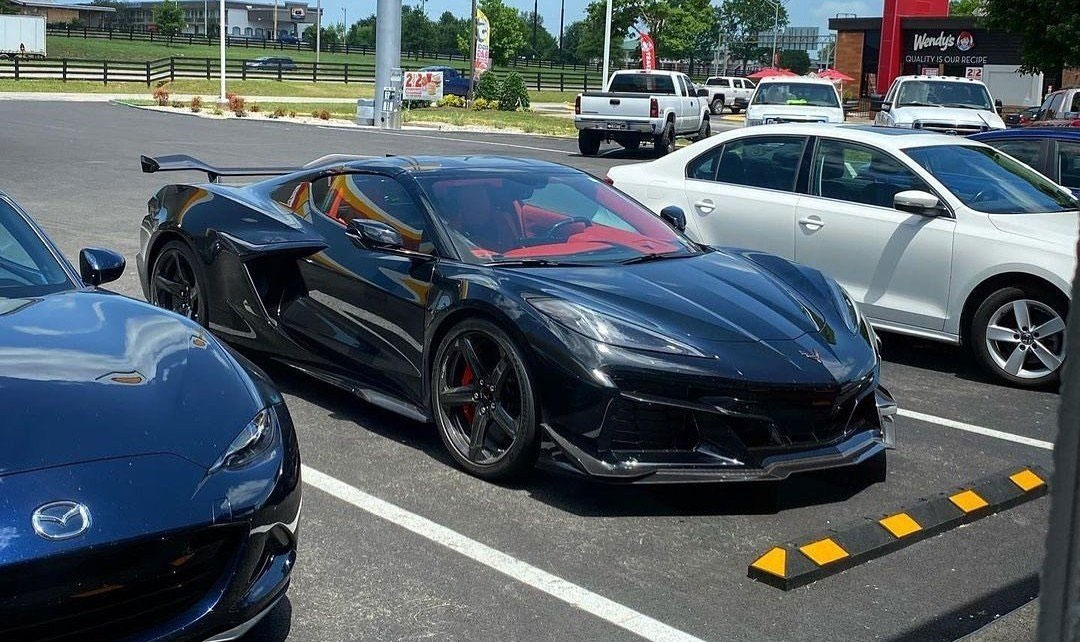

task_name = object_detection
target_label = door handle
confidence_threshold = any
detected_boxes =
[798,216,824,230]
[694,199,715,214]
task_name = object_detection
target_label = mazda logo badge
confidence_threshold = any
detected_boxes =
[32,501,91,540]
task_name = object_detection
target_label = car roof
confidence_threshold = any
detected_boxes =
[305,155,581,175]
[712,123,988,150]
[970,127,1080,141]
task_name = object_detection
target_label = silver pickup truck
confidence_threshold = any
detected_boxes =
[574,70,712,157]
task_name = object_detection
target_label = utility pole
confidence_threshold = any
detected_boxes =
[203,0,207,36]
[532,0,538,57]
[315,0,321,64]
[763,0,781,67]
[559,0,564,51]
[374,0,402,127]
[218,0,225,102]
[342,6,346,41]
[467,0,477,101]
[273,0,277,40]
[601,0,612,84]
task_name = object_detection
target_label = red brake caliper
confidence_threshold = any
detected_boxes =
[461,364,476,423]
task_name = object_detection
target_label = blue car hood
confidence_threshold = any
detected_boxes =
[0,290,262,476]
[510,251,825,345]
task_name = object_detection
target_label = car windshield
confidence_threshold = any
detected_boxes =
[416,171,700,265]
[608,73,675,95]
[905,145,1078,214]
[751,82,839,108]
[0,199,72,297]
[896,80,993,110]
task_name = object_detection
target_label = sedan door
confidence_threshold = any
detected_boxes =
[680,135,807,258]
[794,138,955,331]
[278,172,436,407]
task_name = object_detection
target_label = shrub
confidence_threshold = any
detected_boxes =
[189,95,203,112]
[472,97,489,110]
[474,72,500,101]
[152,85,170,106]
[250,102,261,113]
[170,100,185,108]
[317,109,331,120]
[288,110,297,118]
[272,107,287,118]
[497,71,530,111]
[226,92,246,117]
[437,94,464,108]
[212,106,224,116]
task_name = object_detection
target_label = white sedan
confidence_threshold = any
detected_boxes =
[608,124,1077,387]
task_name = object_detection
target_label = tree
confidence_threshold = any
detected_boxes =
[0,0,18,15]
[346,16,376,47]
[983,0,1080,78]
[579,0,636,65]
[635,0,716,61]
[717,0,788,67]
[152,0,185,37]
[460,0,527,65]
[779,49,810,74]
[519,10,558,60]
[401,5,434,52]
[433,11,469,54]
[558,20,587,64]
[303,24,340,49]
[948,0,983,15]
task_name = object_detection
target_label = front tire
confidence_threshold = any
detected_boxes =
[693,117,711,142]
[970,286,1067,388]
[150,240,209,325]
[432,319,540,480]
[710,97,724,115]
[578,129,601,156]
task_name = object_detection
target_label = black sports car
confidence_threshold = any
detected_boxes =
[0,192,300,640]
[138,153,896,483]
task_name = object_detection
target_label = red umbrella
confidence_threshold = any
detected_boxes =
[747,67,797,79]
[817,68,854,82]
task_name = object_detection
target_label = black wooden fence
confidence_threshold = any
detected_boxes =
[0,55,619,92]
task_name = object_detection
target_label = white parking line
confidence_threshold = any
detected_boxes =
[301,464,707,642]
[898,409,1055,450]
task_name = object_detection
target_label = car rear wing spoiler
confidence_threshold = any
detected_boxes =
[140,154,299,183]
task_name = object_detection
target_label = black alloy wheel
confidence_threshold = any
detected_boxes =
[151,241,207,324]
[432,319,538,480]
[654,121,676,157]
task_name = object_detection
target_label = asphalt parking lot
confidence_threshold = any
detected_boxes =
[0,101,1061,641]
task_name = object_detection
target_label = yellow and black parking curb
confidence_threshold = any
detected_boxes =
[747,466,1049,590]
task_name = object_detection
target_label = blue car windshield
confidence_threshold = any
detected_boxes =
[904,145,1078,214]
[0,199,73,297]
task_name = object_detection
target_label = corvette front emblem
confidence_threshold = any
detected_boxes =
[800,349,824,364]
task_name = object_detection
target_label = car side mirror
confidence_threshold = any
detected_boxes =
[79,247,125,286]
[660,206,687,232]
[893,190,946,217]
[346,219,431,258]
[995,98,1004,109]
[696,88,709,98]
[880,102,891,112]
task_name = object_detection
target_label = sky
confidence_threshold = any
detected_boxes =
[315,0,882,41]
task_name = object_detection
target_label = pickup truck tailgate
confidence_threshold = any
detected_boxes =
[578,93,653,118]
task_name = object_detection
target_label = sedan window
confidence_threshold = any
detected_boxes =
[811,139,930,209]
[0,200,72,297]
[906,145,1078,214]
[987,139,1044,170]
[1058,141,1080,189]
[714,136,806,192]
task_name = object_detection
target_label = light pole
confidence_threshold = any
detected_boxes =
[559,0,564,51]
[315,0,321,64]
[218,0,225,103]
[601,0,612,84]
[203,0,207,36]
[273,0,277,41]
[762,0,782,68]
[467,0,477,101]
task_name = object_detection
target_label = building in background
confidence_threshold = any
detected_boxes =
[7,0,115,28]
[120,0,317,38]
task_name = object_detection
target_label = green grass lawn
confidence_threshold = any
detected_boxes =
[120,99,576,136]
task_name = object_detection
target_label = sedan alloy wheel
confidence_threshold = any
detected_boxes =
[984,298,1065,380]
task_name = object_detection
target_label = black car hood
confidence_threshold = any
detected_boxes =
[507,251,824,345]
[0,290,263,476]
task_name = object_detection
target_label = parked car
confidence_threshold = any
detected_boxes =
[745,76,845,126]
[574,69,711,156]
[875,75,1005,133]
[608,124,1076,387]
[703,75,756,114]
[1006,106,1040,128]
[277,34,300,45]
[0,191,300,638]
[139,153,896,484]
[1025,87,1080,128]
[971,128,1080,197]
[244,56,296,70]
[419,65,470,97]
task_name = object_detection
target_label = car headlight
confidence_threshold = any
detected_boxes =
[529,297,704,357]
[211,408,278,472]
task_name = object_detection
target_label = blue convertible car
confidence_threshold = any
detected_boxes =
[0,193,301,640]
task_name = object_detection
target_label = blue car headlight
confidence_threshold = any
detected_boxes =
[827,281,880,355]
[211,408,279,472]
[528,297,704,357]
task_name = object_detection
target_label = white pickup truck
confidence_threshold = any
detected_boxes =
[574,70,711,157]
[703,76,756,114]
[875,75,1006,133]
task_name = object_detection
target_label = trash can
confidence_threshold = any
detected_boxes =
[356,99,374,126]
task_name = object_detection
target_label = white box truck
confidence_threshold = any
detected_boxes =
[1,15,46,59]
